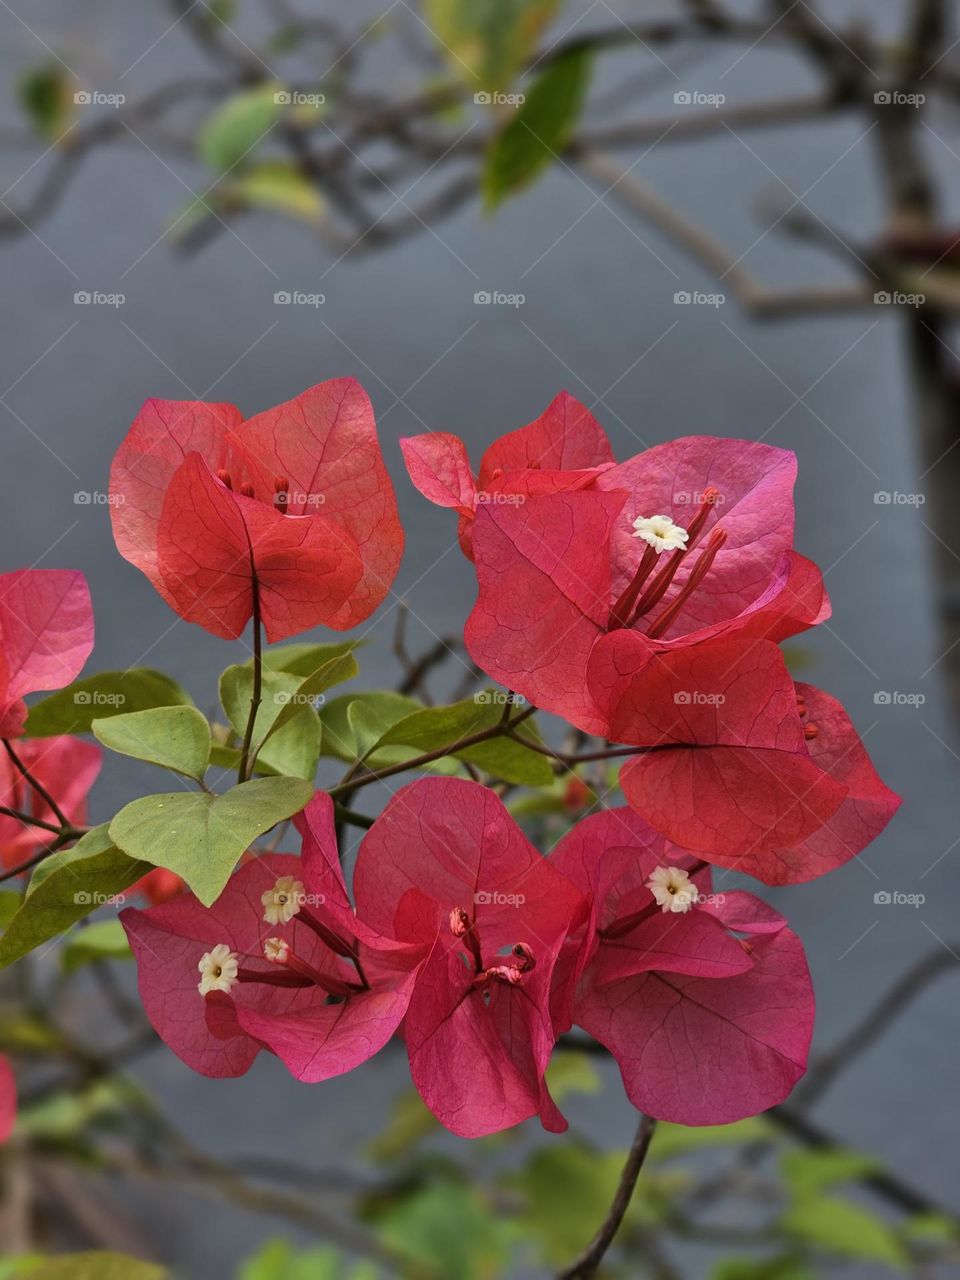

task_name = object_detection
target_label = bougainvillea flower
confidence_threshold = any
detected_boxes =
[590,637,900,882]
[120,793,424,1080]
[0,1054,15,1144]
[552,808,815,1124]
[464,436,827,733]
[110,378,403,641]
[132,866,186,906]
[353,777,589,1138]
[400,391,615,556]
[0,736,101,868]
[0,569,94,737]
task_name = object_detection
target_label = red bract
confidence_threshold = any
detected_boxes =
[0,570,94,737]
[552,808,815,1124]
[0,1054,14,1144]
[400,391,615,557]
[110,379,403,641]
[353,777,589,1138]
[120,794,424,1080]
[591,637,899,883]
[464,436,826,733]
[0,736,101,867]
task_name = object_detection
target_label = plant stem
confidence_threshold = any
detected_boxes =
[238,571,263,784]
[0,805,63,835]
[557,1113,658,1279]
[2,739,71,829]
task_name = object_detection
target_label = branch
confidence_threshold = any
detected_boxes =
[556,1114,658,1279]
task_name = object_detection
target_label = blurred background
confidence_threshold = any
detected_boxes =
[1,1,959,1277]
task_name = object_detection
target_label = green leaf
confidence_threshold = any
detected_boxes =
[711,1258,815,1280]
[25,670,193,737]
[781,1148,881,1198]
[260,640,362,678]
[0,891,19,929]
[783,1195,908,1269]
[367,1088,440,1165]
[378,1182,512,1279]
[319,692,421,763]
[483,46,592,208]
[649,1117,775,1162]
[92,706,211,782]
[512,1143,635,1265]
[901,1212,960,1242]
[109,777,313,906]
[544,1049,601,1102]
[18,1253,165,1280]
[256,709,320,780]
[0,827,149,968]
[199,84,283,173]
[61,920,132,974]
[425,0,561,90]
[232,162,325,224]
[238,1240,354,1280]
[18,66,73,140]
[374,694,552,785]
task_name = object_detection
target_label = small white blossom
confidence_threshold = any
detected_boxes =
[264,936,291,965]
[632,514,689,554]
[197,943,238,996]
[261,875,305,925]
[646,865,699,913]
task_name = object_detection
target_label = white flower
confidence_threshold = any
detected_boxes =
[632,514,689,554]
[261,875,305,925]
[197,943,238,996]
[264,937,291,965]
[646,865,699,913]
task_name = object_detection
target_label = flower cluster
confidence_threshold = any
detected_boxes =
[122,780,814,1135]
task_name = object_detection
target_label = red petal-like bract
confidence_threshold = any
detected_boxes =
[400,433,476,514]
[0,570,94,736]
[0,736,101,867]
[121,796,424,1081]
[0,1054,14,1144]
[552,808,815,1124]
[110,380,402,641]
[354,777,589,1137]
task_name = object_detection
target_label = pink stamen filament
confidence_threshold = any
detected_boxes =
[274,476,291,515]
[645,528,728,640]
[609,543,658,629]
[296,906,369,988]
[626,487,720,626]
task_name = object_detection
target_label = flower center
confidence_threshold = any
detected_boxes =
[609,488,725,636]
[449,904,536,988]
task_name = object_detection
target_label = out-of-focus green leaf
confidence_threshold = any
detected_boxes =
[199,83,283,173]
[25,670,193,737]
[61,920,132,973]
[0,891,19,929]
[374,693,552,785]
[0,827,148,968]
[425,0,561,90]
[18,66,73,140]
[544,1049,601,1102]
[782,1196,908,1269]
[18,1253,165,1280]
[711,1258,815,1280]
[511,1143,634,1265]
[233,162,325,224]
[649,1117,775,1162]
[92,706,211,782]
[901,1212,960,1242]
[238,1239,372,1280]
[483,46,592,207]
[781,1148,882,1197]
[109,776,313,906]
[378,1181,513,1278]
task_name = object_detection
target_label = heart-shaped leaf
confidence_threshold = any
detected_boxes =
[93,706,211,782]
